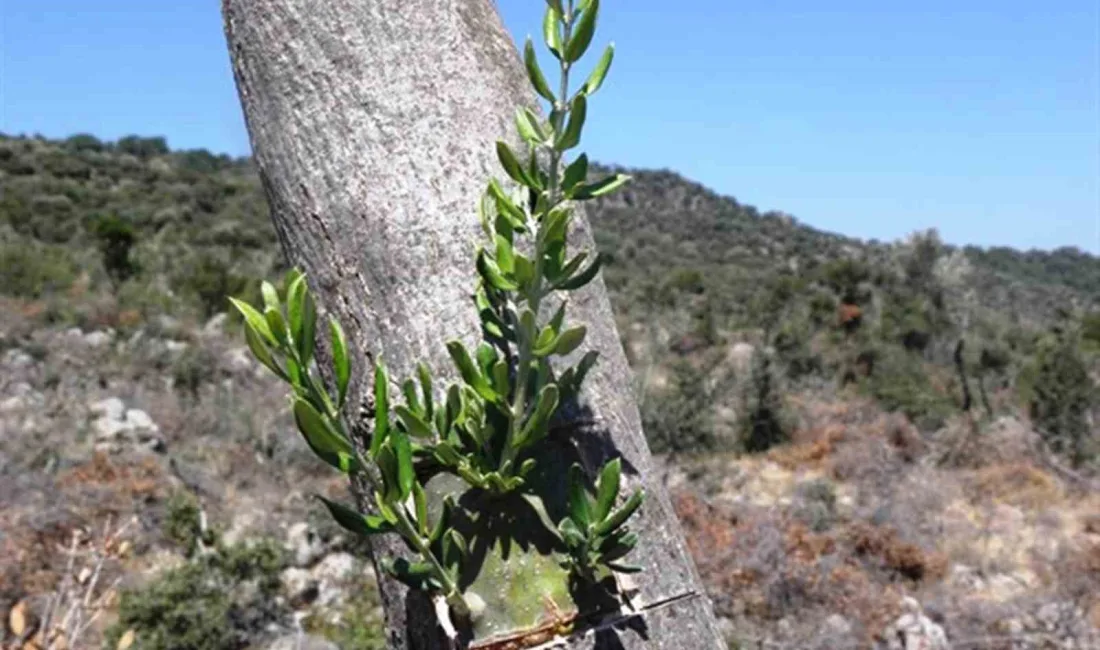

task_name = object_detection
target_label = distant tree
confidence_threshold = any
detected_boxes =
[116,135,169,159]
[1029,324,1095,466]
[64,133,105,153]
[740,348,790,453]
[92,214,138,288]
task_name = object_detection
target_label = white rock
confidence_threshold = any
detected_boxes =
[266,634,339,650]
[3,349,35,369]
[280,567,318,607]
[882,598,948,650]
[224,347,255,374]
[824,613,853,637]
[286,522,325,568]
[312,552,358,583]
[89,399,164,453]
[83,330,113,347]
[125,408,157,431]
[203,313,228,337]
[90,397,126,421]
[164,340,189,355]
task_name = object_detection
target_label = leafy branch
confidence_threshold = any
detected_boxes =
[230,0,644,628]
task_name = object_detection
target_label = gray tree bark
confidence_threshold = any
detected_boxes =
[222,1,726,648]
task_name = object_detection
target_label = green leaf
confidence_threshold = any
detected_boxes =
[573,350,599,387]
[243,321,284,380]
[565,0,599,62]
[286,274,306,344]
[598,532,639,563]
[522,493,563,542]
[495,235,515,274]
[395,405,434,439]
[264,306,288,346]
[554,325,587,356]
[607,562,643,574]
[433,440,463,466]
[330,319,350,408]
[383,558,434,590]
[392,428,414,501]
[429,495,456,545]
[446,341,494,401]
[491,359,510,397]
[442,529,467,571]
[543,5,563,59]
[515,108,545,145]
[518,384,559,447]
[567,464,591,528]
[229,297,276,345]
[513,254,535,286]
[572,173,631,200]
[477,249,519,292]
[317,496,394,536]
[402,379,421,416]
[555,253,604,291]
[549,300,568,334]
[261,281,280,312]
[558,517,585,549]
[555,95,586,151]
[446,384,463,428]
[488,179,527,227]
[562,154,589,193]
[518,309,536,344]
[476,343,498,377]
[583,44,614,96]
[533,326,557,356]
[297,289,317,366]
[371,362,390,458]
[524,38,556,101]
[412,481,429,537]
[374,489,398,524]
[417,362,434,421]
[539,206,573,249]
[292,398,358,474]
[594,488,644,536]
[545,0,564,13]
[554,252,588,284]
[496,141,534,188]
[594,458,621,523]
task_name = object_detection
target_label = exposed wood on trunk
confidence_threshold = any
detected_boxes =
[222,1,726,647]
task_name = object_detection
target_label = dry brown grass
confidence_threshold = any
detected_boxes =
[966,463,1064,510]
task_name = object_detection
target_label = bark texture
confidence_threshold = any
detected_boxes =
[222,1,726,648]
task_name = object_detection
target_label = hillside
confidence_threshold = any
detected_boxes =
[2,133,1099,649]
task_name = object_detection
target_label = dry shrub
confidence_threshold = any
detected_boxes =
[57,453,165,519]
[768,423,846,469]
[966,462,1063,510]
[847,521,948,584]
[673,489,904,645]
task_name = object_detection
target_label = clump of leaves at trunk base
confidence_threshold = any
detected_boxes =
[556,459,645,580]
[230,0,644,631]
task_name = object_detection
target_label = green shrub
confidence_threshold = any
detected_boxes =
[642,360,720,454]
[162,491,204,557]
[861,347,954,432]
[739,349,791,453]
[92,213,139,287]
[0,238,77,298]
[1027,327,1096,466]
[792,478,838,532]
[105,538,288,650]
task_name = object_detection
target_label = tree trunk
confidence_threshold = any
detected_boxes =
[222,1,726,648]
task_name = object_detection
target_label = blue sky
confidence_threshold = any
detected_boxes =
[1,1,1097,252]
